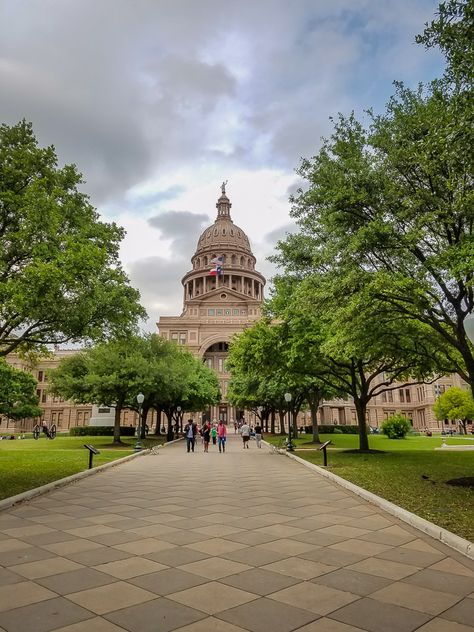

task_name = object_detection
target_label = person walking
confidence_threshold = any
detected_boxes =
[240,420,251,448]
[211,423,217,446]
[217,420,227,453]
[202,421,211,453]
[254,422,263,448]
[184,419,198,453]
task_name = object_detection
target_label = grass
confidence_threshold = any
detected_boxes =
[0,434,166,501]
[267,433,474,542]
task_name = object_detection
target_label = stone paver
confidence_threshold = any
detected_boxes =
[0,434,473,632]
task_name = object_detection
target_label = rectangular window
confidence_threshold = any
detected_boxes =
[38,370,43,382]
[399,389,405,403]
[218,358,224,372]
[41,391,47,403]
[405,389,411,403]
[217,309,222,315]
[387,391,393,403]
[208,309,215,316]
[233,309,239,315]
[207,358,213,369]
[381,392,387,403]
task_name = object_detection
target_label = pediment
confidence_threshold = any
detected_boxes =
[188,286,257,305]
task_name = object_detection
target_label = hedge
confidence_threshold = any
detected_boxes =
[69,426,136,436]
[304,425,360,434]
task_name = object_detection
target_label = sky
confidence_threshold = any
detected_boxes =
[0,0,444,331]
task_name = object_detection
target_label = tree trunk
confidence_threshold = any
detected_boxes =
[310,401,321,443]
[165,411,174,441]
[140,406,151,439]
[113,405,122,444]
[279,410,286,434]
[270,410,275,434]
[354,399,369,451]
[460,419,467,435]
[154,408,163,435]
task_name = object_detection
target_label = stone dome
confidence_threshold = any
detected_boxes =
[195,192,253,255]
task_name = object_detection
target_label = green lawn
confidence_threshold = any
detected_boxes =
[0,435,166,501]
[267,433,474,542]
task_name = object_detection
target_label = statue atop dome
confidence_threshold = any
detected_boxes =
[221,180,228,195]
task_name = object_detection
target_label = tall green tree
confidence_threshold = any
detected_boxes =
[433,386,474,434]
[0,121,146,356]
[0,359,42,421]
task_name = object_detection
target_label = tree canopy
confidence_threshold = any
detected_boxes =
[49,335,220,443]
[0,359,42,421]
[433,386,474,434]
[272,0,474,401]
[0,120,146,356]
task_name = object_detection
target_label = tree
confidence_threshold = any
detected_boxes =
[49,337,151,444]
[0,121,146,356]
[282,1,474,395]
[0,359,42,421]
[433,386,474,434]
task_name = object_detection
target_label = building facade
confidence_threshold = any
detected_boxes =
[157,186,266,424]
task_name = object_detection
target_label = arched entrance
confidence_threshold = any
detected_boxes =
[202,341,234,424]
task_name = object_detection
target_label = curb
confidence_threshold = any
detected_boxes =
[0,438,181,512]
[265,442,473,561]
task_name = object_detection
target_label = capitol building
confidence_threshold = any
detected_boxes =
[158,184,265,424]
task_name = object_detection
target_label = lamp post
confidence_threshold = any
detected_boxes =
[135,392,144,451]
[284,392,294,451]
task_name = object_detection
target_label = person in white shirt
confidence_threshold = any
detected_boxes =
[240,421,251,448]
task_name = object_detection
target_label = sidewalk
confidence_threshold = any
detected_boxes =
[0,435,473,632]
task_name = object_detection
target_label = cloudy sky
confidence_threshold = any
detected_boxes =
[0,0,443,330]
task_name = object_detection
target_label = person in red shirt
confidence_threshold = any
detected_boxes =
[217,420,227,453]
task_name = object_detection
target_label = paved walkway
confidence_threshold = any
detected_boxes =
[0,436,473,632]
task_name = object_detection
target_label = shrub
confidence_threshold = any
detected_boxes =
[69,426,136,436]
[381,414,412,439]
[333,428,343,434]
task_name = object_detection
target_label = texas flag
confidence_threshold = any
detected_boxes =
[210,255,224,276]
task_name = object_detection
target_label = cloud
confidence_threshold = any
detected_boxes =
[0,0,444,323]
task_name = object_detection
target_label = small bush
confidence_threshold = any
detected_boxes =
[381,414,412,439]
[333,428,343,434]
[69,426,136,436]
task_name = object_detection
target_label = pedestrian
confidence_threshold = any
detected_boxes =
[240,420,251,448]
[202,421,211,453]
[211,423,217,446]
[231,418,237,434]
[254,422,263,448]
[217,420,227,452]
[184,419,198,453]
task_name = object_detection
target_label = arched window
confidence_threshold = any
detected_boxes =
[240,256,244,266]
[204,256,208,266]
[231,255,236,265]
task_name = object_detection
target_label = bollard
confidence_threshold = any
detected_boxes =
[84,444,100,469]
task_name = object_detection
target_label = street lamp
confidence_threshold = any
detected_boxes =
[284,392,294,451]
[135,392,144,451]
[464,312,474,344]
